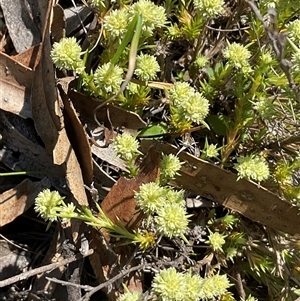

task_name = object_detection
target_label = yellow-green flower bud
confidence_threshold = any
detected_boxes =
[94,62,123,95]
[51,37,84,73]
[134,53,160,81]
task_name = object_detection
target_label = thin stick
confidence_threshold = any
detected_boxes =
[45,276,93,291]
[81,263,145,301]
[0,249,93,288]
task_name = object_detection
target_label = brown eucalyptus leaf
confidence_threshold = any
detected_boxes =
[58,84,93,186]
[0,0,42,53]
[12,44,40,70]
[144,141,300,235]
[101,146,160,229]
[51,4,66,43]
[0,178,50,227]
[68,87,147,131]
[0,52,33,118]
[31,1,88,207]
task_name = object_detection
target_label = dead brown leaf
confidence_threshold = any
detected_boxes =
[144,141,300,235]
[0,0,42,54]
[30,1,88,207]
[0,178,50,227]
[0,51,33,119]
[58,83,93,186]
[68,87,147,132]
[101,146,161,228]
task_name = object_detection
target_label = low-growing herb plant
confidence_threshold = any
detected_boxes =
[42,0,300,299]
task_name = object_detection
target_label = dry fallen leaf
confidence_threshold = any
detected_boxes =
[101,145,161,228]
[58,83,93,186]
[30,1,88,208]
[0,178,50,227]
[68,87,147,131]
[0,0,42,53]
[0,52,33,119]
[142,141,300,235]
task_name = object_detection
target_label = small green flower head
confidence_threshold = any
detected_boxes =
[184,273,203,301]
[194,54,209,68]
[167,24,181,39]
[118,290,143,301]
[34,189,65,222]
[152,267,185,301]
[253,97,275,119]
[169,82,194,103]
[194,0,224,18]
[259,49,274,66]
[128,0,167,37]
[160,154,182,181]
[204,144,219,158]
[226,247,238,262]
[223,42,252,73]
[94,62,123,95]
[155,203,190,238]
[134,53,160,81]
[291,50,300,73]
[234,155,270,182]
[164,188,185,207]
[135,182,166,214]
[287,19,300,45]
[206,230,227,252]
[51,37,84,73]
[113,132,141,161]
[199,274,231,299]
[59,203,77,219]
[170,83,210,127]
[179,92,210,124]
[104,9,129,40]
[243,295,258,301]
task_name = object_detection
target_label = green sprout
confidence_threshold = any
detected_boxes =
[113,132,142,177]
[206,230,227,252]
[34,189,155,251]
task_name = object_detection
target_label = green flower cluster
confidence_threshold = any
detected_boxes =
[169,82,210,130]
[252,97,275,119]
[34,189,156,250]
[135,182,189,239]
[160,153,182,182]
[134,53,160,81]
[234,155,270,183]
[194,0,224,18]
[118,290,142,301]
[152,267,232,301]
[113,132,142,177]
[223,42,252,73]
[287,19,300,45]
[104,0,166,39]
[206,230,227,252]
[51,37,84,74]
[94,62,124,95]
